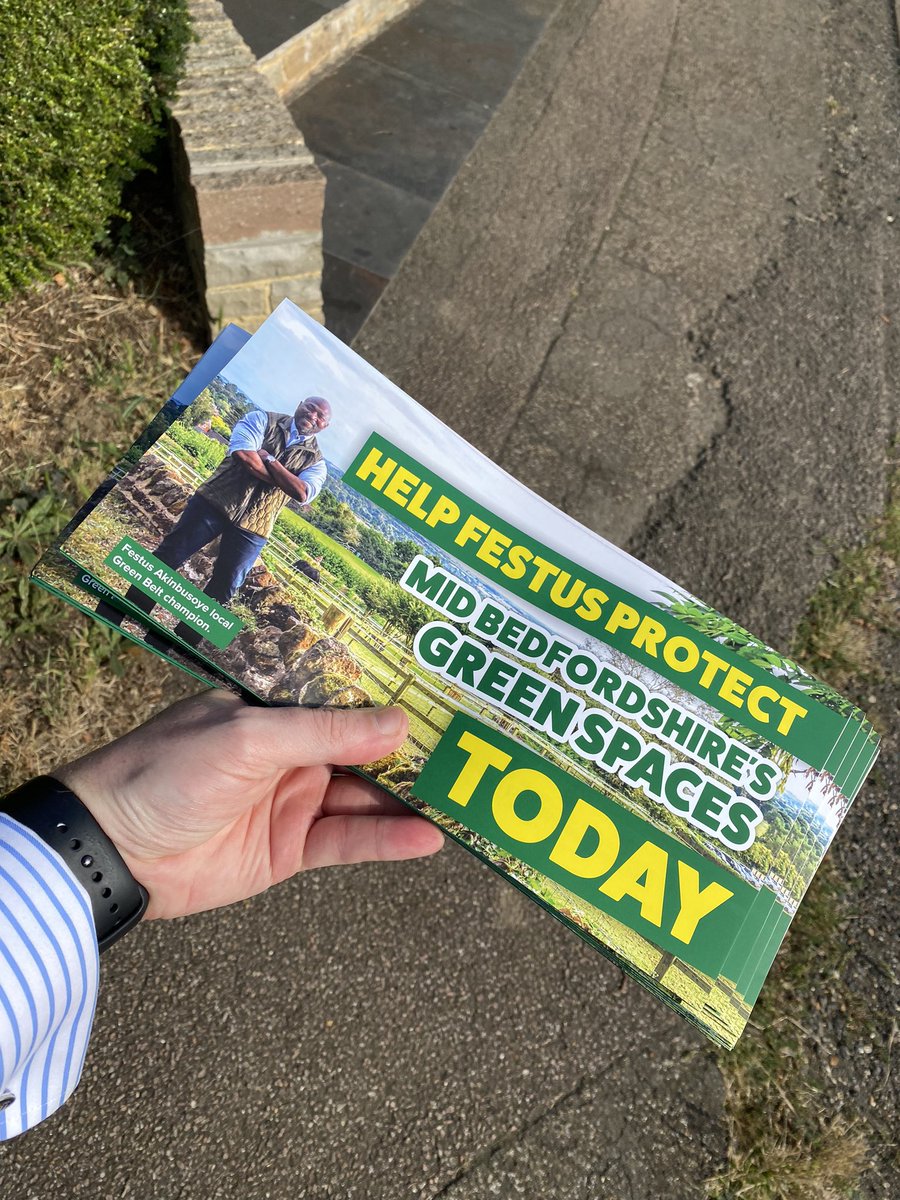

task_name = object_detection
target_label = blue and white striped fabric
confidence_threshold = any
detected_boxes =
[0,813,99,1139]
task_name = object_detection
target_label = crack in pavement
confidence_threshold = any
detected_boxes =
[421,1028,717,1200]
[494,0,683,465]
[424,1075,592,1200]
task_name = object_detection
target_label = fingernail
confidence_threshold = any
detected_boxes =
[374,707,405,736]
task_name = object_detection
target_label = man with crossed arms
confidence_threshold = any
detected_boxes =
[101,394,331,641]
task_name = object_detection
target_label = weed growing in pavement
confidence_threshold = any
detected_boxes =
[707,859,868,1200]
[708,462,899,1200]
[794,451,900,684]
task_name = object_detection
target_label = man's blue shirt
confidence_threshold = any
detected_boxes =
[226,411,327,502]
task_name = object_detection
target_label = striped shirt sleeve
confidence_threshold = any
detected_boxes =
[0,813,99,1139]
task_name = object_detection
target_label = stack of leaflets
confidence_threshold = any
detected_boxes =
[34,301,880,1048]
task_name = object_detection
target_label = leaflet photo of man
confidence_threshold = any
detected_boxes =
[98,395,331,645]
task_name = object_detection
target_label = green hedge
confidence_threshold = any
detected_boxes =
[166,422,227,475]
[0,1,191,298]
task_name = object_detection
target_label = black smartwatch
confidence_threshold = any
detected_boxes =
[1,776,150,952]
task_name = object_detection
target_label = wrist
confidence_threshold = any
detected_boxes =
[54,757,145,885]
[1,775,150,950]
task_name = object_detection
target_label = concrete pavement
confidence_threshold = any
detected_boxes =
[358,1,900,1192]
[289,0,558,340]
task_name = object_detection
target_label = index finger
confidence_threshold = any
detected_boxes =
[236,704,408,770]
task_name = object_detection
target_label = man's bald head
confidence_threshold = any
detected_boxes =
[294,396,331,436]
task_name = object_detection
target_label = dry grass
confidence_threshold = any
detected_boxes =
[0,267,199,487]
[0,251,207,790]
[711,1120,870,1200]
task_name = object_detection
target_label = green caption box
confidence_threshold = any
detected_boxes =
[104,537,242,648]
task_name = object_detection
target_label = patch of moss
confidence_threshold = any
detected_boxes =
[794,456,899,682]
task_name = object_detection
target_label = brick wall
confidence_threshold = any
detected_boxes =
[172,0,325,336]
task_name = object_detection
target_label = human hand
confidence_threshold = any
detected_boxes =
[54,691,443,920]
[263,455,309,502]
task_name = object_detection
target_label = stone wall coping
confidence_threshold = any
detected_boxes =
[258,0,423,99]
[172,2,316,174]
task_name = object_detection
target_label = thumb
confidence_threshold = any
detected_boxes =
[239,704,409,769]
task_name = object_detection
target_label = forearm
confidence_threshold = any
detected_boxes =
[264,456,309,502]
[231,449,274,483]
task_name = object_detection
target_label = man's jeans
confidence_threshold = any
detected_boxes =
[151,493,266,603]
[96,493,265,645]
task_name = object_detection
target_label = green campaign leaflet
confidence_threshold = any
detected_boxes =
[31,326,253,692]
[43,300,880,1048]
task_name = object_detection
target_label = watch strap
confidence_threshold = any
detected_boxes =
[1,776,149,952]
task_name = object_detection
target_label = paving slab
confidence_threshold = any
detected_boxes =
[222,0,342,59]
[361,0,546,108]
[322,251,392,343]
[291,0,555,338]
[453,0,560,20]
[320,158,433,277]
[292,54,491,203]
